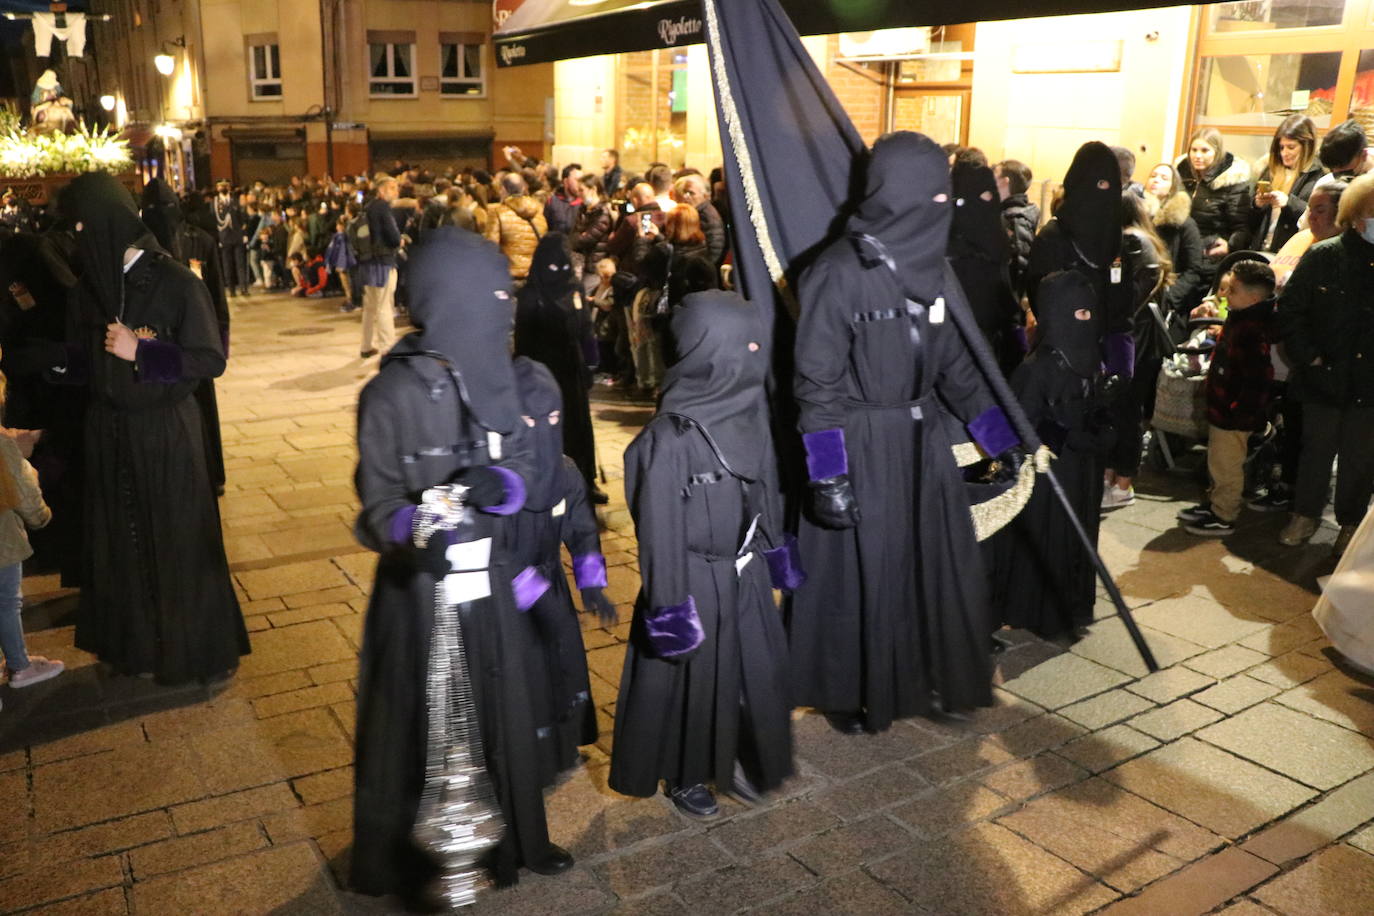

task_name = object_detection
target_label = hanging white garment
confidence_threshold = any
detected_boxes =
[32,12,87,58]
[1313,504,1374,675]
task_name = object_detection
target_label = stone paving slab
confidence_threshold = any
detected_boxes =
[6,290,1374,915]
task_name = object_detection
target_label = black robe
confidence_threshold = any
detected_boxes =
[351,335,552,896]
[790,249,998,728]
[610,413,793,797]
[71,249,247,683]
[505,456,601,780]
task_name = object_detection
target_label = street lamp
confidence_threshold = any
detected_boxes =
[155,36,186,76]
[99,94,116,111]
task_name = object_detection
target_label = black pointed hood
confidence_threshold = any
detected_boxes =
[405,227,521,434]
[512,356,565,512]
[59,172,157,322]
[140,178,184,262]
[659,290,768,479]
[1035,271,1101,378]
[949,161,1008,264]
[849,131,952,303]
[1057,142,1123,270]
[522,232,575,304]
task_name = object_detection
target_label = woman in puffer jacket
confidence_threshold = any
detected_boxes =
[1176,128,1251,286]
[1144,162,1206,315]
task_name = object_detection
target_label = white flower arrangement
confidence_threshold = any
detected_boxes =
[0,121,133,179]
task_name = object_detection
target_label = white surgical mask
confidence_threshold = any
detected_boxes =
[1362,217,1374,245]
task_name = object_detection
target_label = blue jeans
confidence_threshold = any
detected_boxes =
[0,562,27,672]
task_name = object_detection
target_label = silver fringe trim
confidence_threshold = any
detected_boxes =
[412,487,505,909]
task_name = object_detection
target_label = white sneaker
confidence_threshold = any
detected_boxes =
[7,656,64,688]
[1101,485,1135,509]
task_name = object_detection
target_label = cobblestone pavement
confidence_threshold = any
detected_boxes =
[2,289,1373,915]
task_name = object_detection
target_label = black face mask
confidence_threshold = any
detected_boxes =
[1035,270,1101,378]
[406,227,521,434]
[512,356,564,512]
[59,172,156,322]
[523,232,575,306]
[849,131,952,303]
[950,161,1008,263]
[1057,141,1123,270]
[660,290,769,480]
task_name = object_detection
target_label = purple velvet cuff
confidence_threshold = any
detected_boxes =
[803,428,848,481]
[389,505,418,546]
[645,596,703,658]
[574,553,608,589]
[1104,331,1136,379]
[1013,326,1029,354]
[763,533,806,592]
[483,466,526,516]
[135,339,184,384]
[512,566,551,612]
[968,406,1019,457]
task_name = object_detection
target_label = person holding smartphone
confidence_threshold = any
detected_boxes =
[1244,115,1325,253]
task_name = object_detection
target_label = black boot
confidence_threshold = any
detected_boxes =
[824,711,867,735]
[527,843,574,876]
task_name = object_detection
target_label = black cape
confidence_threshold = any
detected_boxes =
[351,230,551,898]
[513,233,597,491]
[611,292,793,798]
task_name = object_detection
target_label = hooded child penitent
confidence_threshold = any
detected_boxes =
[789,131,1018,734]
[351,227,573,904]
[610,290,796,815]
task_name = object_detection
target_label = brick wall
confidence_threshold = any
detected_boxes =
[823,36,885,144]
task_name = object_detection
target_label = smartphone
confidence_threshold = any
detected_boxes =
[640,212,653,232]
[356,190,364,203]
[1256,179,1272,195]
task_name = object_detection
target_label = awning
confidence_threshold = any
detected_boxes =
[494,0,1220,67]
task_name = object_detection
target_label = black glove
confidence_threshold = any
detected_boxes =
[412,533,452,578]
[809,475,861,529]
[449,466,507,508]
[580,587,618,627]
[966,448,1025,486]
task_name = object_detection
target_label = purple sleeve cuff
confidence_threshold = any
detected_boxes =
[574,553,608,589]
[763,533,806,592]
[135,338,184,384]
[483,466,526,516]
[802,428,848,481]
[389,505,417,546]
[968,406,1019,457]
[1014,326,1029,354]
[1105,331,1136,378]
[511,565,551,612]
[644,596,704,658]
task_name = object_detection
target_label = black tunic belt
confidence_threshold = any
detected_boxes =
[843,391,933,422]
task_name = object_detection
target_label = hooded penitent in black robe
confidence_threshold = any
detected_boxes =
[506,356,606,780]
[57,173,247,684]
[993,271,1112,638]
[949,161,1022,374]
[513,233,598,495]
[141,179,229,492]
[351,228,558,902]
[0,230,86,583]
[1004,142,1131,637]
[789,132,1016,730]
[611,291,795,799]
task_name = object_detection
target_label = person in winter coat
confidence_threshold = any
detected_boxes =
[543,164,584,236]
[995,159,1040,298]
[1144,162,1206,315]
[570,174,613,279]
[1177,128,1252,273]
[486,173,549,282]
[674,173,728,266]
[1274,172,1374,556]
[323,215,356,302]
[1242,115,1325,254]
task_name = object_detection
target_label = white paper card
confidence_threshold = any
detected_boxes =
[447,537,492,572]
[930,298,945,324]
[735,552,753,576]
[487,431,503,460]
[443,570,492,605]
[552,498,566,517]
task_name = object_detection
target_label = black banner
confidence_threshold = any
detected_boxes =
[494,0,1220,68]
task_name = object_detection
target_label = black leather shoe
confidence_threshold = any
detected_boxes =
[825,711,866,735]
[668,782,719,818]
[526,843,574,876]
[589,486,610,505]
